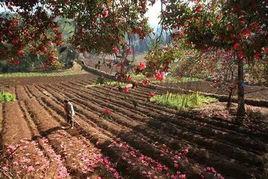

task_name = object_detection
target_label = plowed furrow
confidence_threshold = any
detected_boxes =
[32,85,115,139]
[61,82,265,158]
[24,86,122,178]
[47,83,259,178]
[15,85,30,101]
[1,101,60,178]
[55,82,264,178]
[27,85,174,178]
[23,86,34,99]
[101,85,268,142]
[2,102,32,145]
[95,85,267,153]
[76,80,152,100]
[18,100,70,178]
[2,86,16,97]
[39,83,202,178]
[22,98,113,178]
[27,95,122,179]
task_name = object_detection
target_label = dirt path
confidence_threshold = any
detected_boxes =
[0,73,96,86]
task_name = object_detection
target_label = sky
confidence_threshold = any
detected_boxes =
[146,0,161,28]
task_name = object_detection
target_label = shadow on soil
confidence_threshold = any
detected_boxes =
[32,126,69,140]
[112,110,267,179]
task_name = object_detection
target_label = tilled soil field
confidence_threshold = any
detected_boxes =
[0,73,267,179]
[0,74,93,86]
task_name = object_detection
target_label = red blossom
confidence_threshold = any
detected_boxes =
[112,46,120,55]
[17,49,25,57]
[181,147,189,156]
[206,21,212,27]
[194,5,203,13]
[126,47,132,55]
[126,75,132,81]
[175,30,185,38]
[239,17,246,25]
[125,84,133,89]
[102,8,109,18]
[237,50,245,60]
[122,87,130,93]
[55,40,63,46]
[14,59,20,65]
[174,163,179,169]
[233,43,240,50]
[240,28,251,39]
[9,58,21,65]
[250,22,260,31]
[142,79,150,87]
[155,71,165,81]
[11,38,20,45]
[148,92,156,97]
[254,52,261,60]
[226,24,233,31]
[205,167,217,174]
[138,62,146,71]
[263,47,268,54]
[178,174,186,179]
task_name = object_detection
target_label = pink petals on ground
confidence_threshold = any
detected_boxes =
[1,139,53,178]
[203,167,224,179]
[103,107,112,116]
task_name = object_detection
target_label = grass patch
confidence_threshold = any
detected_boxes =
[0,92,16,103]
[0,103,2,142]
[164,77,201,83]
[129,73,201,83]
[0,70,85,78]
[150,92,217,110]
[130,73,147,81]
[95,76,126,87]
[86,77,127,88]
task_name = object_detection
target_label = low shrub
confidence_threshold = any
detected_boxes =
[0,92,16,103]
[150,92,217,110]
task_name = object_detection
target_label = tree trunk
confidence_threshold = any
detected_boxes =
[227,88,233,110]
[236,58,246,123]
[132,44,135,61]
[226,70,234,110]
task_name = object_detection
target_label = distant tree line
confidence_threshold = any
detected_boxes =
[129,27,171,55]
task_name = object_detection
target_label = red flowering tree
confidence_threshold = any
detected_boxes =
[162,0,268,122]
[0,0,152,71]
[143,45,181,77]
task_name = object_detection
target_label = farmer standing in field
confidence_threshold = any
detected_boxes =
[64,99,75,128]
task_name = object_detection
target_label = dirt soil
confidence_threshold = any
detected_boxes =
[0,74,96,86]
[0,72,267,178]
